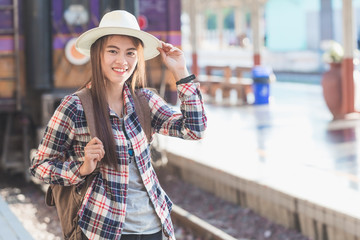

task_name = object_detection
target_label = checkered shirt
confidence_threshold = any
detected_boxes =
[30,82,207,240]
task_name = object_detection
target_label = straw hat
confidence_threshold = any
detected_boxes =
[76,10,160,60]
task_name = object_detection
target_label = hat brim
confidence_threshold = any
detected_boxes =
[75,27,161,60]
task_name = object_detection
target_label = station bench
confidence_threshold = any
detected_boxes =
[197,65,253,105]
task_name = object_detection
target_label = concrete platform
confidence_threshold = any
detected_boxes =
[0,195,33,240]
[158,81,360,240]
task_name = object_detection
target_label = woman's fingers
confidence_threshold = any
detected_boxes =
[80,137,105,176]
[85,146,105,159]
[89,137,103,146]
[161,41,171,50]
[159,41,180,55]
[86,148,105,161]
[157,41,188,80]
[85,137,105,161]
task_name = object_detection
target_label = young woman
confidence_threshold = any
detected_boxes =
[30,10,207,240]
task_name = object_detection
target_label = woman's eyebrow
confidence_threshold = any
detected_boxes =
[106,45,120,50]
[106,45,137,51]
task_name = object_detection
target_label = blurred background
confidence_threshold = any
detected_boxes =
[1,0,360,240]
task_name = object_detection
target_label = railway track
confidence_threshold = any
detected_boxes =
[0,170,241,240]
[34,178,239,240]
[171,205,239,240]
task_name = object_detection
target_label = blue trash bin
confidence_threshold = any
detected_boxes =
[252,66,273,104]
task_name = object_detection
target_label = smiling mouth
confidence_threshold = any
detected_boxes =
[113,68,127,73]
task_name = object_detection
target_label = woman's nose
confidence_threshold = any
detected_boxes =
[115,54,127,65]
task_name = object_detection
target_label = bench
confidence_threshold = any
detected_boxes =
[197,65,253,105]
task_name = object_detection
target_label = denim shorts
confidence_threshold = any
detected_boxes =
[120,231,163,240]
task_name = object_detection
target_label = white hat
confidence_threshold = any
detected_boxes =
[75,10,161,60]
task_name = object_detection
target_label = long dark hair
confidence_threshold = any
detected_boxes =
[83,35,146,169]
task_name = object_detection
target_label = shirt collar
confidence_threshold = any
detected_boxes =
[107,84,136,118]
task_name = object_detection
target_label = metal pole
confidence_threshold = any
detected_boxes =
[125,0,139,16]
[13,0,21,111]
[24,0,52,90]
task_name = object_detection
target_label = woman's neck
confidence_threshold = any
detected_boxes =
[106,82,125,117]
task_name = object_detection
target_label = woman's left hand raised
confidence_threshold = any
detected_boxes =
[157,41,190,81]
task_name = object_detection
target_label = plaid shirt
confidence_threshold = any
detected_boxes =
[30,82,207,240]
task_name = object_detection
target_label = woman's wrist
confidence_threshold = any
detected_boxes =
[172,67,190,81]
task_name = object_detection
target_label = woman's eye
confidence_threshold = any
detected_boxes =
[127,52,136,57]
[108,50,117,54]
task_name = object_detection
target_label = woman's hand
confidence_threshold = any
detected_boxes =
[157,41,190,81]
[79,137,105,176]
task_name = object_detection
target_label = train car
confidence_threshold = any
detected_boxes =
[0,0,182,180]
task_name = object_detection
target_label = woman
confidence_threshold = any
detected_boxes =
[30,10,207,240]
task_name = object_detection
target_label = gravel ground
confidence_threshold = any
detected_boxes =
[0,172,62,240]
[156,169,310,240]
[0,169,310,240]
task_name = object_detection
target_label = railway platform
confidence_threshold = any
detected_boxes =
[159,81,360,240]
[0,195,34,240]
[0,79,358,240]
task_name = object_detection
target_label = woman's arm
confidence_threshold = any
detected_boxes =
[144,41,207,139]
[30,95,85,186]
[142,82,207,140]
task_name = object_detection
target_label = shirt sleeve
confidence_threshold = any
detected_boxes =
[30,95,85,186]
[142,81,207,140]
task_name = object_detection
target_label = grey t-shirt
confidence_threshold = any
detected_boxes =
[122,138,162,234]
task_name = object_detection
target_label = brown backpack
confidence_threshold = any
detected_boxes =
[45,88,152,239]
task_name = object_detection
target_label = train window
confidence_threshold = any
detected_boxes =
[63,0,90,26]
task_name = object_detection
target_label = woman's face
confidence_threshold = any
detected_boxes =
[101,35,138,87]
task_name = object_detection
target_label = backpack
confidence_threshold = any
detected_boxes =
[45,88,152,239]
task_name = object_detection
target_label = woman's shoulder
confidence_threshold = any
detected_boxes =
[55,93,84,119]
[59,93,81,108]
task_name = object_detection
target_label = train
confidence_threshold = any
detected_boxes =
[0,0,182,180]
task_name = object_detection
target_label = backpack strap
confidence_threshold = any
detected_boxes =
[133,90,152,143]
[45,88,98,207]
[76,88,152,143]
[75,88,101,172]
[76,88,97,139]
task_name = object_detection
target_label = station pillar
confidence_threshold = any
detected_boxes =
[341,0,356,115]
[189,0,199,76]
[251,0,266,66]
